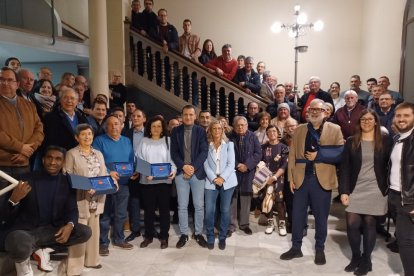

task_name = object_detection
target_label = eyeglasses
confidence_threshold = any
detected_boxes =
[308,108,325,113]
[0,78,17,84]
[360,118,375,122]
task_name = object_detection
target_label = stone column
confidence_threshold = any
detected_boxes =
[88,0,109,101]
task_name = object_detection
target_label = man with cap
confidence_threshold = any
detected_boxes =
[270,103,292,138]
[266,84,297,120]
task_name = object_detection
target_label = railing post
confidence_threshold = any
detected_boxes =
[207,84,211,112]
[152,51,156,84]
[188,71,193,104]
[161,56,166,89]
[216,88,220,116]
[198,78,202,107]
[225,93,229,119]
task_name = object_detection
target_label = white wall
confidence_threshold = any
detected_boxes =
[54,0,89,35]
[156,0,404,91]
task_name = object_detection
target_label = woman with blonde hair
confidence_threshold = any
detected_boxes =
[204,120,237,250]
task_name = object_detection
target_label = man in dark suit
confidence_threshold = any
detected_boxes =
[0,146,91,275]
[42,88,88,151]
[170,105,208,249]
[229,116,261,235]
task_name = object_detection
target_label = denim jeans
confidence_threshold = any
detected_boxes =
[99,184,129,246]
[205,186,235,244]
[175,174,205,235]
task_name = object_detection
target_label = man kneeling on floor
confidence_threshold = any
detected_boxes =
[0,146,91,276]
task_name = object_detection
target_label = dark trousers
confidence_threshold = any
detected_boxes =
[128,180,141,233]
[389,191,414,275]
[4,224,91,262]
[291,174,331,251]
[141,184,171,240]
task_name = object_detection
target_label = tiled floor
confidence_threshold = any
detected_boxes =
[6,201,405,276]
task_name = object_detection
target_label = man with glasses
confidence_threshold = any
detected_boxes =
[332,90,366,140]
[281,99,343,265]
[229,116,261,236]
[0,67,43,180]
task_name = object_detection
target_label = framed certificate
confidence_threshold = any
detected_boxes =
[136,158,172,180]
[68,174,117,195]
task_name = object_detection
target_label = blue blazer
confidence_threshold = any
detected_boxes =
[204,141,237,190]
[170,124,208,179]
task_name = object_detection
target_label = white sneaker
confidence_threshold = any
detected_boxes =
[32,248,54,272]
[15,258,33,276]
[265,218,274,234]
[278,220,287,236]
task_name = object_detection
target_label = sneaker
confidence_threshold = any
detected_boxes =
[265,218,274,234]
[113,242,133,250]
[176,234,188,249]
[278,220,287,236]
[192,234,208,248]
[32,248,54,272]
[15,258,34,276]
[99,246,109,256]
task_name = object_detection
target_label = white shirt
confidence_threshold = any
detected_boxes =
[389,127,414,192]
[210,140,225,176]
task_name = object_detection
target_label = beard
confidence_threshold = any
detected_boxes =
[395,121,414,133]
[308,114,324,126]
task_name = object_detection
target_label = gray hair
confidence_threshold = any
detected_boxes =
[344,90,358,98]
[232,115,247,127]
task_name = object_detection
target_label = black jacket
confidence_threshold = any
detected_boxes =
[0,171,78,250]
[389,130,414,205]
[42,107,88,151]
[339,135,392,196]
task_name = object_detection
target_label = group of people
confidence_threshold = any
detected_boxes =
[0,1,414,276]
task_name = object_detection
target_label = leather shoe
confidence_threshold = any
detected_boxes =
[176,235,188,249]
[240,227,253,235]
[227,230,234,238]
[125,231,141,242]
[344,255,361,272]
[160,240,168,249]
[192,234,208,248]
[140,238,153,248]
[218,240,226,250]
[354,257,372,276]
[207,243,214,250]
[99,246,109,256]
[280,248,303,260]
[314,250,326,265]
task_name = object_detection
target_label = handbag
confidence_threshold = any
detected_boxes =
[252,161,273,194]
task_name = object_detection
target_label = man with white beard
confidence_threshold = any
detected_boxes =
[280,99,344,265]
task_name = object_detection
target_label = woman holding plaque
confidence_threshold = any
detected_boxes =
[136,116,176,249]
[204,120,237,250]
[64,124,112,274]
[339,110,391,275]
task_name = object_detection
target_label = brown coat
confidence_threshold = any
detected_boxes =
[0,96,44,166]
[288,122,343,190]
[63,147,108,219]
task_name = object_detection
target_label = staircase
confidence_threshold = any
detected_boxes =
[124,21,268,122]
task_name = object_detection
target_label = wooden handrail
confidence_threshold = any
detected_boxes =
[61,20,89,40]
[125,22,268,122]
